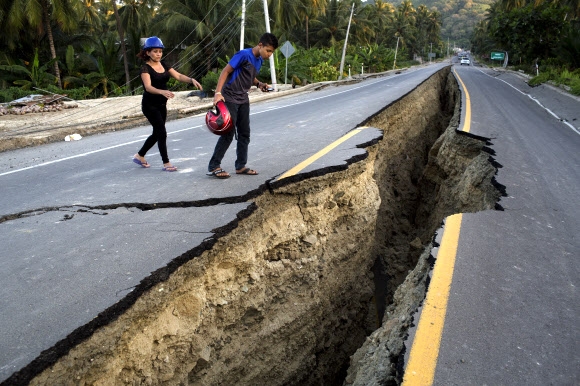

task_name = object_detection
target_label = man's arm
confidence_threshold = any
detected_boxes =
[213,64,234,104]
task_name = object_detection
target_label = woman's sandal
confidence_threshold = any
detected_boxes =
[133,157,150,168]
[207,168,230,179]
[162,165,178,172]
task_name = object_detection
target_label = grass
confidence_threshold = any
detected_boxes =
[527,67,580,95]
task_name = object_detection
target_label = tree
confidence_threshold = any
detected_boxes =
[0,49,57,89]
[156,0,238,75]
[297,0,328,49]
[387,3,417,58]
[367,0,395,45]
[5,0,79,88]
[82,35,124,96]
[311,0,348,47]
[487,1,570,64]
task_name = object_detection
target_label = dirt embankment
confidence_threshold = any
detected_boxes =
[8,68,503,385]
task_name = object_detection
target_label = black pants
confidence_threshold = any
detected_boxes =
[208,102,250,171]
[139,103,169,164]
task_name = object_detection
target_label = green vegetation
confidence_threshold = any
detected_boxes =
[394,0,495,49]
[528,68,580,95]
[0,0,443,101]
[471,0,580,95]
[201,71,219,96]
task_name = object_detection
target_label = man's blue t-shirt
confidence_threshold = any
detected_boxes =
[222,48,263,104]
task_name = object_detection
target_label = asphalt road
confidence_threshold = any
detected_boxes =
[404,63,580,385]
[0,63,448,381]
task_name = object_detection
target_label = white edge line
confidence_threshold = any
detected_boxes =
[0,126,204,177]
[477,68,579,136]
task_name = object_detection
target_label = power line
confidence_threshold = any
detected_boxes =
[13,0,252,134]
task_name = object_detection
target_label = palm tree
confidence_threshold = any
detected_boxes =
[156,0,238,74]
[109,0,132,93]
[350,1,376,46]
[271,0,302,36]
[297,0,328,49]
[367,0,394,45]
[311,0,348,47]
[76,0,103,34]
[387,7,416,56]
[4,0,79,89]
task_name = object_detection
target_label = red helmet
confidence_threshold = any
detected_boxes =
[205,101,233,135]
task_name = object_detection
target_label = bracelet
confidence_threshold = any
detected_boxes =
[257,82,262,88]
[215,92,221,95]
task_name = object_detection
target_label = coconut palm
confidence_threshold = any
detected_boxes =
[76,0,103,34]
[296,0,328,49]
[311,0,349,47]
[4,0,79,89]
[349,1,376,46]
[367,0,395,45]
[156,0,239,74]
[387,6,416,56]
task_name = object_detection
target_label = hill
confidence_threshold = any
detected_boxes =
[390,0,494,49]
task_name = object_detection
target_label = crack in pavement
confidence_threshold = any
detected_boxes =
[0,184,269,225]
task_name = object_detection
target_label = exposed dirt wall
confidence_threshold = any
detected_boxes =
[15,67,503,386]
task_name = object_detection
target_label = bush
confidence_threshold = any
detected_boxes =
[0,87,33,103]
[201,71,219,97]
[0,86,93,103]
[527,66,580,95]
[310,61,340,82]
[44,85,91,100]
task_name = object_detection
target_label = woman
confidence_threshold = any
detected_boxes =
[133,36,202,172]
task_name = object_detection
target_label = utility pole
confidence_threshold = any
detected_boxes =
[240,0,246,50]
[393,35,400,70]
[263,0,277,90]
[338,3,355,80]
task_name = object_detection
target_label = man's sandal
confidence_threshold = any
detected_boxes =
[236,167,258,175]
[207,168,230,179]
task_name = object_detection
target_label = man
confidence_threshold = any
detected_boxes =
[207,32,279,179]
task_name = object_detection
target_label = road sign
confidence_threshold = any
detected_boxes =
[491,51,505,60]
[281,41,295,58]
[280,41,295,85]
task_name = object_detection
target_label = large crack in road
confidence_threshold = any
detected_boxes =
[5,67,505,385]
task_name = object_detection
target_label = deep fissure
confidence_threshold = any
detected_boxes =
[11,67,505,386]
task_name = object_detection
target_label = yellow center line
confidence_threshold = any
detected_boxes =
[277,127,368,180]
[454,70,471,133]
[403,70,471,385]
[402,213,463,386]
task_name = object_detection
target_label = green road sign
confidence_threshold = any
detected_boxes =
[491,51,505,60]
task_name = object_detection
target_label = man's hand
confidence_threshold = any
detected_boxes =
[213,92,224,105]
[257,82,270,92]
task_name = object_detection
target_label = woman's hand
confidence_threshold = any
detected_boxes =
[191,78,202,90]
[163,90,175,99]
